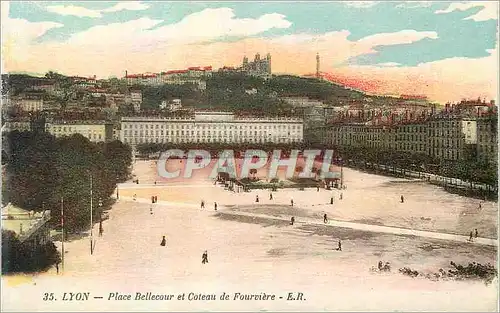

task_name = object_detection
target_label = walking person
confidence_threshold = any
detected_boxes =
[201,200,205,209]
[150,207,153,215]
[214,202,218,211]
[400,195,404,203]
[474,228,478,238]
[290,216,295,225]
[323,214,328,224]
[202,250,209,264]
[337,239,342,251]
[269,193,273,200]
[478,202,482,210]
[469,231,473,242]
[160,236,166,247]
[99,222,104,236]
[291,198,294,207]
[317,186,320,192]
[340,193,343,200]
[256,195,259,203]
[55,262,60,274]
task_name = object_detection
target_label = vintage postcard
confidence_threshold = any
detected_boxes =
[1,1,498,312]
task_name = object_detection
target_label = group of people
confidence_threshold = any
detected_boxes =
[200,200,218,211]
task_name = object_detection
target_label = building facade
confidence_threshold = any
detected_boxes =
[396,123,428,155]
[46,120,114,142]
[427,117,475,161]
[476,116,498,165]
[120,112,303,145]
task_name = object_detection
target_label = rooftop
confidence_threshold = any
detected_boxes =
[2,203,51,242]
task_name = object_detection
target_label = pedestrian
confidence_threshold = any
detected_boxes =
[256,195,259,203]
[214,202,218,211]
[337,239,342,251]
[291,199,294,207]
[290,216,295,225]
[400,195,404,203]
[151,196,155,204]
[323,214,328,224]
[478,202,482,210]
[154,181,156,185]
[469,231,473,242]
[269,193,273,200]
[201,200,205,209]
[202,250,209,264]
[150,207,153,215]
[99,222,103,236]
[160,236,166,246]
[55,262,59,274]
[340,193,343,200]
[475,229,478,238]
[378,261,383,271]
[330,197,334,204]
[133,194,137,201]
[317,186,320,192]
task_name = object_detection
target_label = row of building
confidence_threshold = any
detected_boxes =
[124,66,213,90]
[124,53,273,88]
[2,111,304,145]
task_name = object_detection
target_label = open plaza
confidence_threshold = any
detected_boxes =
[2,159,498,312]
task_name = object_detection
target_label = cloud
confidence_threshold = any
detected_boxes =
[356,30,438,47]
[435,2,498,21]
[46,1,150,18]
[46,5,102,18]
[375,62,401,67]
[65,8,292,48]
[395,2,433,9]
[102,2,150,13]
[344,2,380,8]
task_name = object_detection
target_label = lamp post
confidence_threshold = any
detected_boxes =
[116,177,120,200]
[98,199,103,237]
[337,157,344,189]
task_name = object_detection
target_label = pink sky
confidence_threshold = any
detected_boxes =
[1,3,498,104]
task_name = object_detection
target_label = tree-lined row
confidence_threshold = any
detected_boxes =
[3,131,132,234]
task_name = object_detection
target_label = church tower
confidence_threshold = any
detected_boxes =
[316,53,320,79]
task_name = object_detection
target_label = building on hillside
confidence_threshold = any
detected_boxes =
[125,66,212,90]
[46,120,114,142]
[2,116,47,134]
[32,79,56,93]
[2,203,52,252]
[1,118,31,133]
[242,53,271,79]
[71,76,97,89]
[13,98,44,112]
[160,99,182,111]
[120,112,303,145]
[280,97,325,107]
